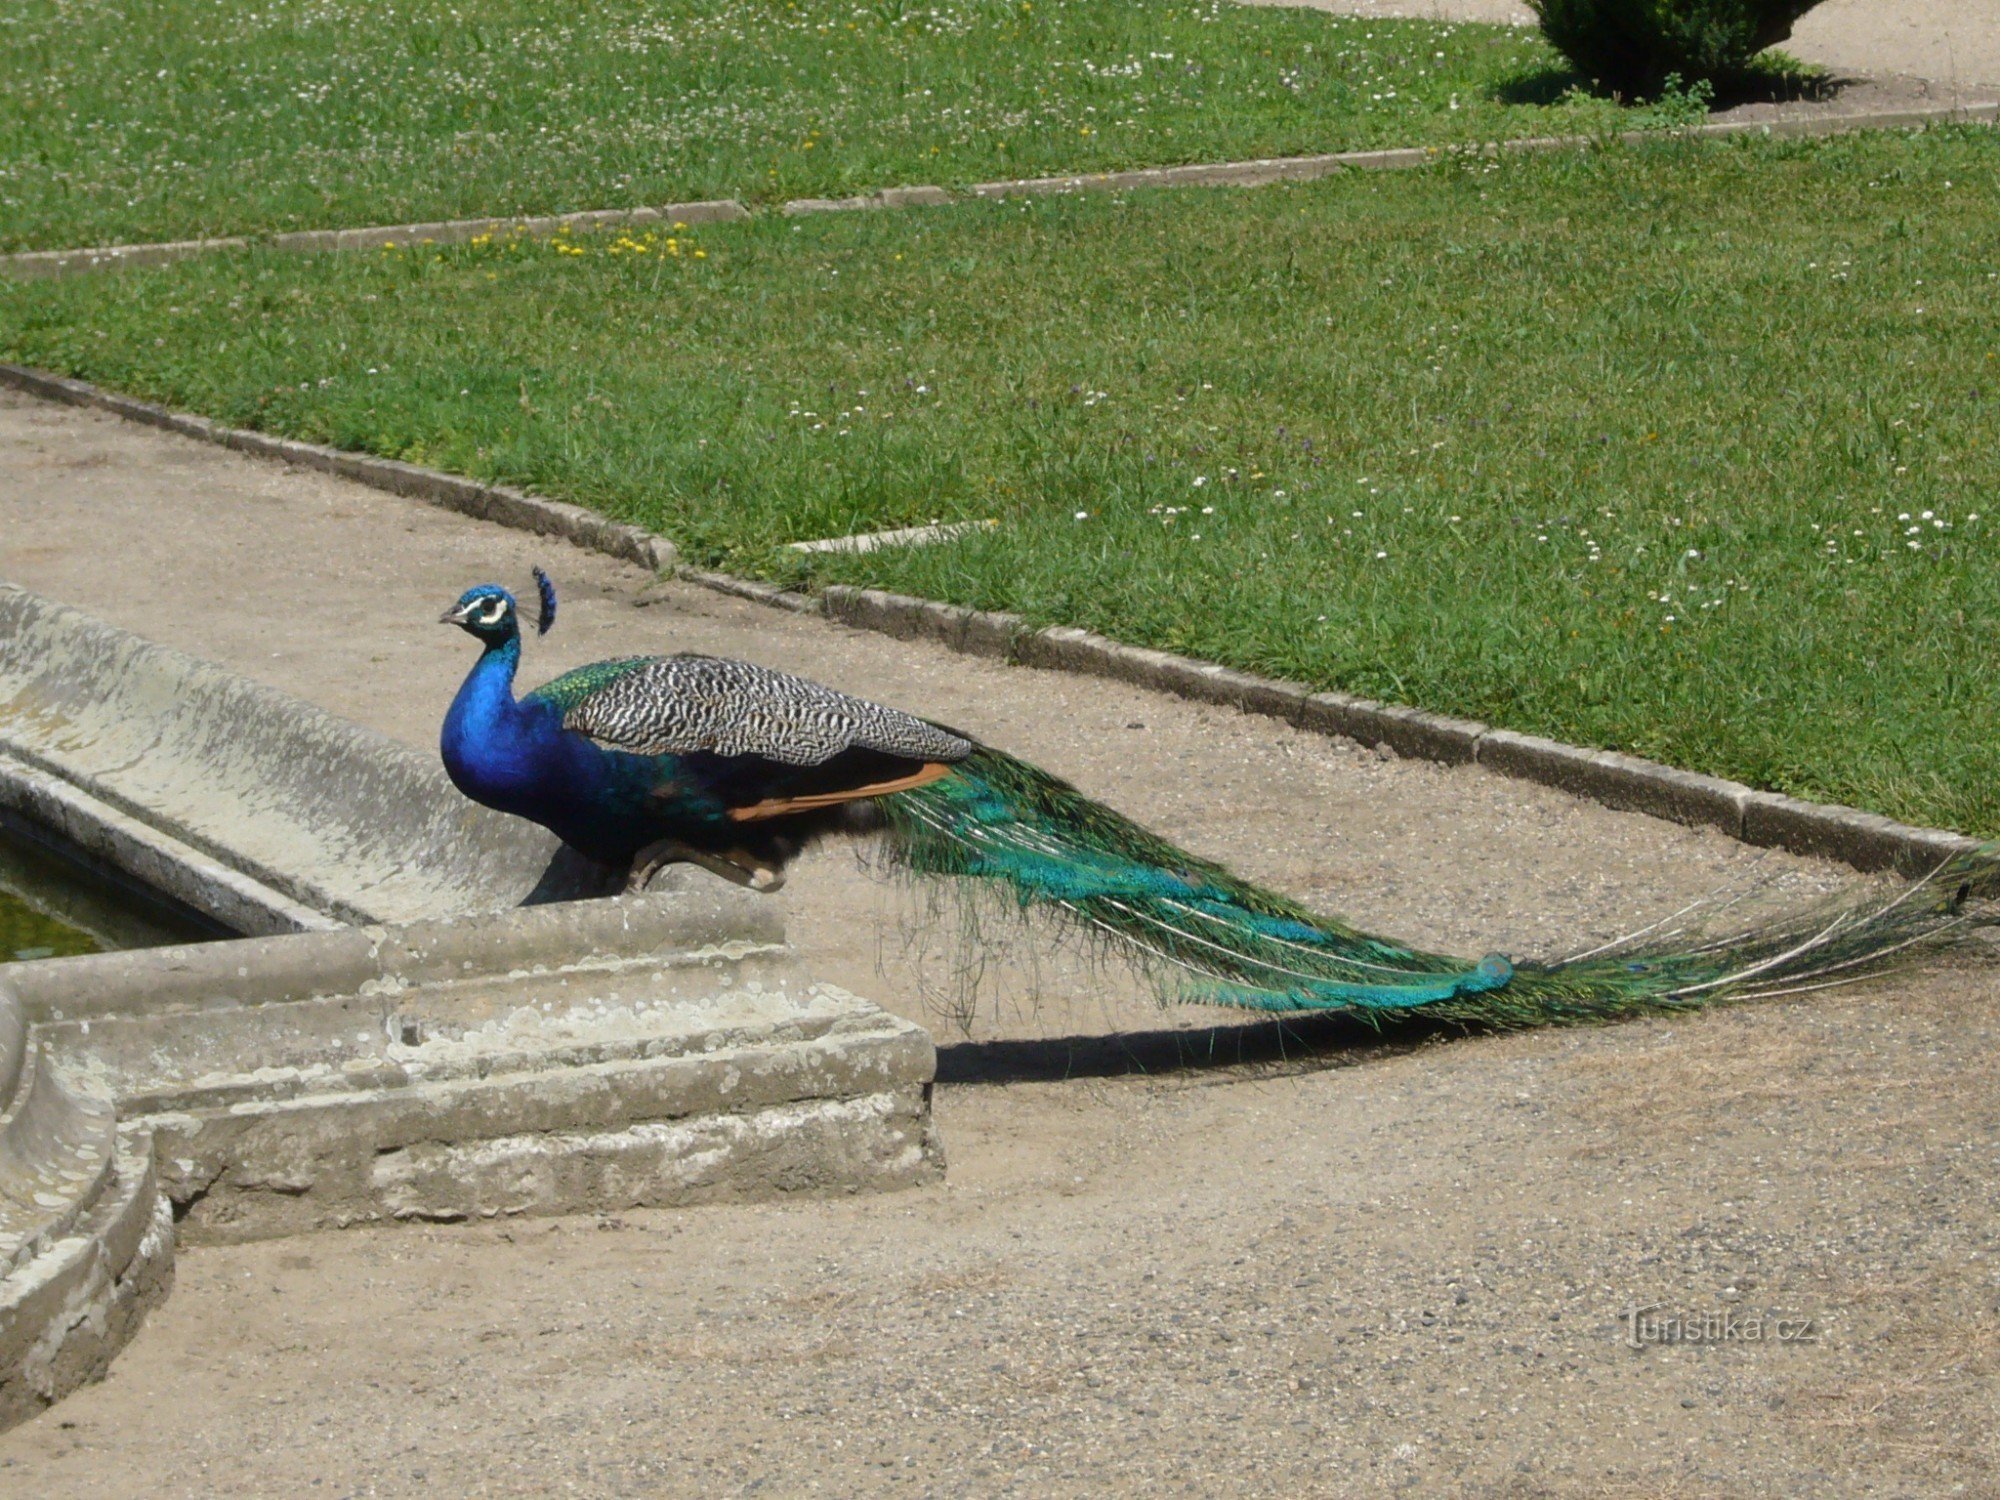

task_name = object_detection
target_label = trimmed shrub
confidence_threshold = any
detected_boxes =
[1527,0,1825,98]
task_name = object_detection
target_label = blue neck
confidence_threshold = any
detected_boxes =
[454,631,521,722]
[441,631,534,799]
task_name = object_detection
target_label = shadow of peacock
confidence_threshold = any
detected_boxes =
[440,569,1992,1029]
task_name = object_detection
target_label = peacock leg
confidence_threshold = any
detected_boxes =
[626,839,785,894]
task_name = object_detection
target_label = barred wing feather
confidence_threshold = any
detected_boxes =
[533,653,973,767]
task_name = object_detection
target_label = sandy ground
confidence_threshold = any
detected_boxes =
[0,390,1998,1495]
[1236,0,2000,92]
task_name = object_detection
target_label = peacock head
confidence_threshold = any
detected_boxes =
[440,584,519,642]
[440,567,556,644]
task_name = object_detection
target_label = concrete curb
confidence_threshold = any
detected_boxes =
[4,102,1992,279]
[812,587,1986,880]
[1,371,1985,882]
[671,567,817,613]
[0,199,749,282]
[784,185,953,216]
[964,102,1996,200]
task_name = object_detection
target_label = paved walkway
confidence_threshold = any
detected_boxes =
[1,391,1997,1495]
[1243,0,2000,88]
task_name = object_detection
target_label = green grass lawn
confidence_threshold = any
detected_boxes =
[4,126,1996,834]
[0,0,1671,252]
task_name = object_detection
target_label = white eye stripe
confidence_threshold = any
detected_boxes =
[477,598,509,626]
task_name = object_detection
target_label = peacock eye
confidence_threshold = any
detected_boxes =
[478,599,508,625]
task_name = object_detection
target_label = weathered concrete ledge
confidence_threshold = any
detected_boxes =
[4,100,1990,281]
[0,967,174,1433]
[0,199,748,283]
[0,581,623,927]
[0,754,331,938]
[969,147,1384,199]
[4,873,784,1026]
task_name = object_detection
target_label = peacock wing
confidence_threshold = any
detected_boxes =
[523,655,659,718]
[536,653,975,769]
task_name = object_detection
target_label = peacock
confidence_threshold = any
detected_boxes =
[440,570,1990,1029]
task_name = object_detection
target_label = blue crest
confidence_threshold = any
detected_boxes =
[532,566,557,637]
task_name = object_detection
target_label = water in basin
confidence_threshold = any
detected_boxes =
[0,824,219,962]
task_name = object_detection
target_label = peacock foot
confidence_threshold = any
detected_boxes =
[741,860,786,893]
[626,839,785,895]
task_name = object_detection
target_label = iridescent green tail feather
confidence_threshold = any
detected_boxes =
[877,748,1992,1027]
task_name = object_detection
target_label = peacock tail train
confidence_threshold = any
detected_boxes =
[875,747,1993,1028]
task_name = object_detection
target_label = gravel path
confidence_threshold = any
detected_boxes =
[1237,0,2000,90]
[1,391,1997,1496]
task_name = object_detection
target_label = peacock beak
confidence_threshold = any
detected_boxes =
[439,603,474,625]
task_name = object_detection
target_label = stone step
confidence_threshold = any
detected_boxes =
[14,895,939,1244]
[0,1131,173,1430]
[143,962,934,1240]
[0,1008,118,1280]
